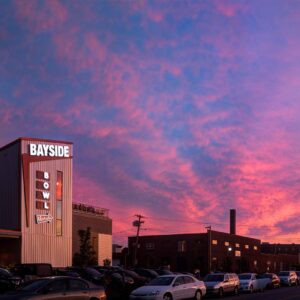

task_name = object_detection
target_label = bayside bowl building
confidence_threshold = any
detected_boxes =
[0,138,73,267]
[0,137,112,267]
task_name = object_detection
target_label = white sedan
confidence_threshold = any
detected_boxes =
[238,273,269,293]
[129,274,206,300]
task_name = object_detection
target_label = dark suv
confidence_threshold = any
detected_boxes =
[12,263,53,281]
[204,272,240,297]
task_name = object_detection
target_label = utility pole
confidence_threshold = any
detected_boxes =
[205,225,212,273]
[133,214,145,266]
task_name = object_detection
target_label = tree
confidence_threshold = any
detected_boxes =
[73,227,97,266]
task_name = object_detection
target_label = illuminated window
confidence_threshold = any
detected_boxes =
[212,240,218,245]
[254,260,257,266]
[225,241,229,246]
[254,246,258,250]
[245,244,249,249]
[56,171,63,236]
[178,240,186,252]
[212,257,217,261]
[235,243,240,248]
[235,250,241,257]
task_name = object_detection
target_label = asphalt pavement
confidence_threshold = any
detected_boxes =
[222,285,300,300]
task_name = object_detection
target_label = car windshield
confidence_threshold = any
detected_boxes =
[19,279,49,291]
[279,272,290,276]
[204,274,224,282]
[147,276,174,286]
[239,274,251,280]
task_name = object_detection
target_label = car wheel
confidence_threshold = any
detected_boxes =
[194,290,202,300]
[250,285,253,293]
[234,286,239,295]
[218,287,224,298]
[163,293,173,300]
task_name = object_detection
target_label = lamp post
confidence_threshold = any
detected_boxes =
[205,226,212,273]
[226,246,232,272]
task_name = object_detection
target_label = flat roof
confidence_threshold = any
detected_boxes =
[0,137,73,152]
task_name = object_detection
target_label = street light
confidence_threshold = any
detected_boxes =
[205,226,212,273]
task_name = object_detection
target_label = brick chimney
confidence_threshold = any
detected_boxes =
[230,209,236,235]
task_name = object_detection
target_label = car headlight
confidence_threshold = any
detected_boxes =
[213,284,220,289]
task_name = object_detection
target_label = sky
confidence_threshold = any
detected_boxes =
[1,0,300,245]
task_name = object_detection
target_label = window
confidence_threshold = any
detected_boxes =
[45,279,67,293]
[235,250,241,257]
[183,276,195,284]
[235,243,240,248]
[224,241,229,246]
[245,244,249,249]
[254,246,258,250]
[212,240,218,245]
[69,279,89,290]
[56,171,63,236]
[174,276,185,286]
[178,241,186,252]
[253,260,257,266]
[145,242,155,250]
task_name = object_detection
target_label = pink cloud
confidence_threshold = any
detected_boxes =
[14,0,68,32]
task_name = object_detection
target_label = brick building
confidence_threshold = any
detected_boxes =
[128,230,298,274]
[128,230,261,274]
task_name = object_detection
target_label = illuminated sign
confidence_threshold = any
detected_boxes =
[29,144,70,157]
[35,213,53,224]
[36,171,51,213]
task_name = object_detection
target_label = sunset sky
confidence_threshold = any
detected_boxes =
[1,0,300,245]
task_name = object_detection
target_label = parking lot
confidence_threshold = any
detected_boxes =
[224,285,300,300]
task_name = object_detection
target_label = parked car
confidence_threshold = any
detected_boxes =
[295,271,300,285]
[133,268,159,281]
[112,269,148,289]
[130,275,206,300]
[204,272,239,297]
[53,268,80,278]
[67,267,105,285]
[238,273,269,293]
[278,271,298,286]
[155,269,173,276]
[0,276,106,299]
[11,264,53,282]
[260,273,280,289]
[0,268,22,293]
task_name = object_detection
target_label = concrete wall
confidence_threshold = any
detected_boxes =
[72,210,112,264]
[98,233,112,266]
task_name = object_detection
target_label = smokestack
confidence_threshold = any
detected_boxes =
[230,209,236,235]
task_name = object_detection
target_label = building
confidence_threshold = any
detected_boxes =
[128,210,298,274]
[0,137,113,268]
[0,137,73,267]
[128,230,261,274]
[261,242,300,266]
[72,202,112,266]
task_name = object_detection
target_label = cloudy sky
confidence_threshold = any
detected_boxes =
[1,0,300,245]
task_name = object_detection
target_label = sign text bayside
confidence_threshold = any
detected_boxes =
[29,144,69,157]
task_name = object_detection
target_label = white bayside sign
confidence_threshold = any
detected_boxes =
[35,213,53,224]
[29,144,69,157]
